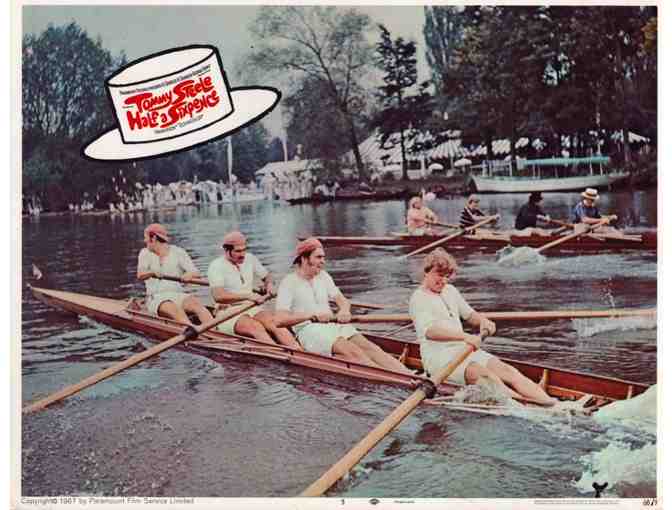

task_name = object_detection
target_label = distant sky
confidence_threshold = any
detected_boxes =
[21,4,429,137]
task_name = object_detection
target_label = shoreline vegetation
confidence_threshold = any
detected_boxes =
[22,7,656,216]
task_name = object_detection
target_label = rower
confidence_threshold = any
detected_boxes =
[572,188,618,234]
[514,192,551,236]
[137,223,214,326]
[407,196,438,235]
[208,231,301,349]
[409,247,590,411]
[274,238,414,374]
[459,194,490,231]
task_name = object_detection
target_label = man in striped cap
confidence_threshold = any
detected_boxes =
[208,231,301,348]
[274,238,414,374]
[137,223,214,325]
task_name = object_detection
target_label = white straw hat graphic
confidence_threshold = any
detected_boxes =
[83,45,280,161]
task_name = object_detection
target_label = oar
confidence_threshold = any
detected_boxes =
[537,216,603,240]
[22,299,263,415]
[155,274,210,286]
[536,216,613,254]
[427,220,460,229]
[403,214,499,259]
[156,274,384,310]
[300,341,478,496]
[326,308,656,324]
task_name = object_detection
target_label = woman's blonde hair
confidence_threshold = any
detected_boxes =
[423,248,458,274]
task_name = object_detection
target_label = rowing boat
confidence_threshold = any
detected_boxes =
[30,286,649,409]
[304,229,657,252]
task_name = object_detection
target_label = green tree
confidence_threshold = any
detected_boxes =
[373,24,432,180]
[245,6,375,175]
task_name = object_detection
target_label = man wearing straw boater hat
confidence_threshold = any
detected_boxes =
[274,238,414,374]
[409,248,591,411]
[137,223,214,326]
[208,231,301,349]
[572,188,619,234]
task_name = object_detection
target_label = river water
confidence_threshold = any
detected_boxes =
[20,190,658,499]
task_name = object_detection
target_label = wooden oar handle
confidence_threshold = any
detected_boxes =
[157,274,209,286]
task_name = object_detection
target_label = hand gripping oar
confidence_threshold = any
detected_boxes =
[403,215,499,259]
[22,299,264,415]
[299,341,479,497]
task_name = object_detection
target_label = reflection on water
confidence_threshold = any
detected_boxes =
[21,190,657,497]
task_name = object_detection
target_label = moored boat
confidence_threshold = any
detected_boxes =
[468,156,629,193]
[29,286,649,408]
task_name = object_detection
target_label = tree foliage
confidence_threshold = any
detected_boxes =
[22,22,276,211]
[425,5,657,164]
[373,24,432,180]
[245,6,375,174]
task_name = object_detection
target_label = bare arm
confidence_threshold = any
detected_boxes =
[137,270,159,281]
[466,312,496,336]
[425,323,482,349]
[333,292,352,323]
[211,287,264,305]
[273,309,333,328]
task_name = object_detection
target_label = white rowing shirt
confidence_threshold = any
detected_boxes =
[410,284,489,382]
[276,270,340,315]
[208,253,268,293]
[137,246,198,298]
[410,285,474,341]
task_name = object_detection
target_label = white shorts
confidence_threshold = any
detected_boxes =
[147,292,191,315]
[215,305,262,335]
[420,341,494,385]
[295,322,359,356]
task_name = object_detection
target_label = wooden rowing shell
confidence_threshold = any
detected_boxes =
[29,286,649,409]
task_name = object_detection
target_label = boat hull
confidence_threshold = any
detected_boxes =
[29,287,649,406]
[306,230,656,252]
[471,173,629,193]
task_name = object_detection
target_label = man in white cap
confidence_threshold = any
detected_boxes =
[409,248,591,412]
[137,223,214,325]
[274,238,414,374]
[572,188,618,234]
[208,231,301,349]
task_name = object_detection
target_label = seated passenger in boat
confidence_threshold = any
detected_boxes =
[407,196,437,235]
[208,231,301,349]
[409,248,588,411]
[572,188,619,235]
[137,223,214,326]
[514,192,551,236]
[274,238,414,374]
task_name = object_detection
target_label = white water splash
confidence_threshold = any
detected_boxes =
[574,386,657,495]
[574,442,656,495]
[572,316,657,337]
[496,246,546,267]
[593,385,657,434]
